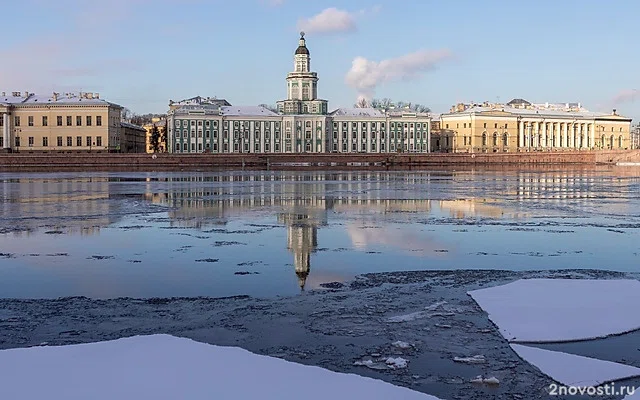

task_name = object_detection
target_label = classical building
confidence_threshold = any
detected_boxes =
[167,33,431,154]
[0,91,144,153]
[436,99,633,153]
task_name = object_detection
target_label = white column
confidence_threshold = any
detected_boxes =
[567,123,573,148]
[2,113,9,149]
[542,122,547,149]
[562,123,568,148]
[578,123,584,149]
[534,122,540,148]
[589,123,595,150]
[519,120,524,149]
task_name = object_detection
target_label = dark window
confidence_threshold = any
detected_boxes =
[14,116,20,126]
[15,137,20,147]
[42,116,48,126]
[28,136,34,147]
[96,116,102,126]
[28,116,34,126]
[67,116,72,126]
[76,116,82,126]
[57,116,63,126]
[96,136,102,146]
[57,136,63,146]
[86,116,92,126]
[77,136,82,147]
[42,137,48,147]
[67,136,72,146]
[86,136,91,146]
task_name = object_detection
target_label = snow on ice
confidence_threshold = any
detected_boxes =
[468,279,640,343]
[0,334,441,400]
[510,344,640,387]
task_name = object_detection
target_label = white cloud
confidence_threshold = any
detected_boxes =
[345,49,453,99]
[297,7,359,35]
[612,89,638,105]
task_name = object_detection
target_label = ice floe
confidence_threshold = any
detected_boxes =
[0,334,441,400]
[511,344,640,387]
[453,355,486,364]
[391,340,412,349]
[470,375,500,385]
[386,301,458,323]
[468,279,640,343]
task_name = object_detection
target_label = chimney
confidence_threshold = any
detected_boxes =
[95,93,100,99]
[24,90,29,98]
[613,109,617,115]
[53,92,58,101]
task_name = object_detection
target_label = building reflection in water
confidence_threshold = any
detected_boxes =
[146,171,551,290]
[0,176,121,236]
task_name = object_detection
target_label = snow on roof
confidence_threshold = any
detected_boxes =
[329,108,386,117]
[0,334,441,400]
[0,92,119,107]
[220,106,279,117]
[443,105,628,119]
[171,96,231,107]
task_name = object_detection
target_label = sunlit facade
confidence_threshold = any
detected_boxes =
[436,99,633,153]
[0,91,143,153]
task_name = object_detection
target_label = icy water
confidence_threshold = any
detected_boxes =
[0,167,639,299]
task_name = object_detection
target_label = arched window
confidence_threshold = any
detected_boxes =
[601,135,606,148]
[503,133,508,146]
[619,135,623,148]
[610,135,614,149]
[493,132,498,146]
[175,143,180,152]
[482,133,487,146]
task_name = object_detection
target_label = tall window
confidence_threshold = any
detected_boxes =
[57,116,63,126]
[28,137,34,147]
[14,116,20,126]
[86,116,92,126]
[96,116,102,126]
[86,136,91,146]
[42,116,48,126]
[67,116,72,126]
[28,116,34,126]
[57,136,63,146]
[67,136,72,146]
[76,116,82,126]
[77,136,82,147]
[96,136,102,146]
[42,137,48,147]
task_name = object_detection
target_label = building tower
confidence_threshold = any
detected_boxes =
[276,32,328,115]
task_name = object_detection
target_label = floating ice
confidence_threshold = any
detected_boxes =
[386,301,456,323]
[470,375,499,385]
[0,334,441,400]
[468,279,640,343]
[392,341,412,349]
[453,355,486,364]
[510,344,640,387]
[385,357,409,369]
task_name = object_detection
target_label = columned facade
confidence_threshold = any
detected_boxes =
[439,101,632,153]
[2,111,10,150]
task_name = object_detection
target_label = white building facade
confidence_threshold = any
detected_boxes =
[167,33,431,154]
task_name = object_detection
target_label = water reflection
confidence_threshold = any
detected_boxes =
[0,168,637,299]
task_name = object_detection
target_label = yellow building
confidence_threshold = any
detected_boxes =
[436,99,633,153]
[0,91,143,153]
[143,118,168,153]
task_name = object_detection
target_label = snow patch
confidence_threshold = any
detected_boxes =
[391,341,412,349]
[0,334,441,400]
[511,344,640,387]
[453,355,486,364]
[385,357,409,369]
[468,279,640,343]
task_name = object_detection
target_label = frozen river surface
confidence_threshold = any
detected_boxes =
[1,167,639,299]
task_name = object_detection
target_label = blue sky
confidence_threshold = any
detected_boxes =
[1,0,637,120]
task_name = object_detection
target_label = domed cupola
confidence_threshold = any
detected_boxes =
[295,32,309,55]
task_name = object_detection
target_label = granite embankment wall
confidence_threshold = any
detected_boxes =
[0,150,639,169]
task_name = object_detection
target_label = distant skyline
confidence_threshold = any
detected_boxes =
[1,0,638,120]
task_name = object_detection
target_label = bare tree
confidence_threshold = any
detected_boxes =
[121,107,132,122]
[354,97,369,108]
[259,104,279,113]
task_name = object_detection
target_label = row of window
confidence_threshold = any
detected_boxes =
[447,122,625,133]
[172,119,429,130]
[173,129,428,142]
[174,141,429,153]
[0,136,101,147]
[0,115,103,128]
